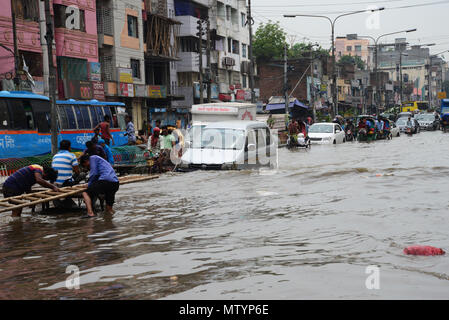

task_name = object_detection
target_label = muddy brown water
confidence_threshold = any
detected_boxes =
[1,130,449,299]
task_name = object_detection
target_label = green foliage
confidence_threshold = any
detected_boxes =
[253,21,287,61]
[288,43,329,59]
[338,54,365,70]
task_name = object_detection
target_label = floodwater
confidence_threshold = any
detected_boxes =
[1,130,449,299]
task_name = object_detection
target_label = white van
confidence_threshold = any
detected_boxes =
[180,121,277,170]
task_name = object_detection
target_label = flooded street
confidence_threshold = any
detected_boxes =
[1,131,449,299]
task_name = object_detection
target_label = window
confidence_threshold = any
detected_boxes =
[53,4,86,31]
[131,59,141,79]
[89,107,100,127]
[15,0,40,22]
[232,40,239,54]
[95,106,105,122]
[242,44,247,58]
[228,38,232,53]
[241,13,246,27]
[346,46,352,52]
[127,15,138,38]
[226,6,231,21]
[73,106,91,129]
[0,100,10,129]
[58,106,68,129]
[65,106,77,129]
[355,45,362,52]
[31,100,51,133]
[242,75,247,88]
[7,99,34,130]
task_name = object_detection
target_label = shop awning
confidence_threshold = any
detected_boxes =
[266,99,308,111]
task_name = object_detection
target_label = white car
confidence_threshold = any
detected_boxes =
[388,120,400,137]
[308,123,346,144]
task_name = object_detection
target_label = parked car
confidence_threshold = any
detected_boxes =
[398,112,413,119]
[415,113,440,130]
[396,118,420,134]
[308,123,346,144]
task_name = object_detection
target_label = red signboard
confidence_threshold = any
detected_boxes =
[92,81,105,101]
[218,93,232,101]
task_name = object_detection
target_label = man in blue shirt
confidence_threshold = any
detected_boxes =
[98,138,114,165]
[52,140,80,186]
[79,155,119,217]
[124,115,136,145]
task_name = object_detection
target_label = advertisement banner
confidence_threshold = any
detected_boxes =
[135,84,147,97]
[89,62,102,81]
[118,68,133,83]
[64,80,93,99]
[148,85,167,98]
[119,83,134,97]
[236,89,245,101]
[92,81,105,101]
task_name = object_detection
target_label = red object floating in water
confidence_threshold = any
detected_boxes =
[403,245,445,256]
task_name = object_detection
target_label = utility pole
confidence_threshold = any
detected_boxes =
[399,52,403,105]
[43,0,58,155]
[197,19,204,104]
[39,0,49,96]
[331,26,337,117]
[284,44,289,130]
[428,56,432,107]
[10,0,20,86]
[247,0,255,103]
[206,18,211,103]
[310,56,316,121]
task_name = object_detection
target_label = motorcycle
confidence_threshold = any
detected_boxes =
[345,128,354,142]
[406,127,413,136]
[287,133,310,149]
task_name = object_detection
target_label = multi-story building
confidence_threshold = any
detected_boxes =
[335,36,370,67]
[0,0,99,97]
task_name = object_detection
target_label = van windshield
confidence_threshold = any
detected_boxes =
[194,128,245,150]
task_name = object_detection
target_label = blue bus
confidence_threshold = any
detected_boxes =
[440,99,449,115]
[0,91,129,159]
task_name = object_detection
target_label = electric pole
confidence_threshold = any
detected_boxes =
[10,0,20,86]
[197,19,204,104]
[310,56,316,122]
[44,0,58,155]
[284,44,289,130]
[247,0,255,103]
[399,52,403,105]
[428,56,432,107]
[206,18,211,103]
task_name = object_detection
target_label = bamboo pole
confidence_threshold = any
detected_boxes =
[0,175,159,214]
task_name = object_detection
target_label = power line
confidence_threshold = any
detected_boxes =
[253,0,404,8]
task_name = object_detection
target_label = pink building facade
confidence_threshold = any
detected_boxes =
[0,0,99,98]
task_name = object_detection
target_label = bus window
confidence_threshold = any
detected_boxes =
[0,100,10,129]
[89,107,100,127]
[80,107,91,129]
[58,106,69,129]
[95,106,104,122]
[31,100,51,133]
[7,99,34,130]
[65,106,77,129]
[103,106,112,120]
[108,107,118,128]
[117,113,127,131]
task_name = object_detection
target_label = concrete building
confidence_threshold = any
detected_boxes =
[0,0,99,97]
[335,36,370,67]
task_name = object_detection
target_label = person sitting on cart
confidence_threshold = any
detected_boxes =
[98,139,114,166]
[288,119,299,142]
[148,127,163,172]
[83,140,107,160]
[2,165,59,217]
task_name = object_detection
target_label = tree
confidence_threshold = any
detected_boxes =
[338,54,365,70]
[253,21,287,62]
[288,42,329,59]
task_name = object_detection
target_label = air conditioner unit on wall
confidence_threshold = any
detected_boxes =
[223,57,235,67]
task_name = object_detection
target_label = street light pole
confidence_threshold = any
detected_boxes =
[247,0,255,104]
[358,28,417,114]
[284,7,384,118]
[10,0,20,86]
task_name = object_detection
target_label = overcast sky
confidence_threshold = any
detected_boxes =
[251,0,449,57]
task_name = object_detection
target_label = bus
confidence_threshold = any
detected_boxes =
[401,101,429,113]
[440,99,449,115]
[0,91,129,159]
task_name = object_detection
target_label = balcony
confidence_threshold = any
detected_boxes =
[177,52,207,73]
[177,16,200,38]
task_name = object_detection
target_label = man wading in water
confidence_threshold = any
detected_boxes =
[79,155,119,217]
